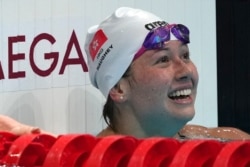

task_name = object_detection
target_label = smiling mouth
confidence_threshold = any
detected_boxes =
[168,89,192,100]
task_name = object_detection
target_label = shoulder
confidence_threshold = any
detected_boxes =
[96,127,116,137]
[179,124,250,141]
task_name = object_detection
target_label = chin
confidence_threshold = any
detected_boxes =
[176,109,195,122]
[184,111,195,121]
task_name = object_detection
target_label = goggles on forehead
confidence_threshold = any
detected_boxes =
[134,24,190,60]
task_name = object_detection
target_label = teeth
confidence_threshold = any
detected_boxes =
[169,89,191,97]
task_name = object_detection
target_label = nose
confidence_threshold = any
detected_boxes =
[174,59,193,81]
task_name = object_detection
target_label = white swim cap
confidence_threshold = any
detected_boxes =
[84,7,165,97]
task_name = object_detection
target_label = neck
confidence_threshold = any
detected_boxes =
[113,105,187,138]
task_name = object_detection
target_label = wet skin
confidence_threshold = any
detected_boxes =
[121,40,199,136]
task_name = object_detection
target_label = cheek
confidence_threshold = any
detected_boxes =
[131,67,172,94]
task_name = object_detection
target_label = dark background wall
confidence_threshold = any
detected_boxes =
[216,0,250,133]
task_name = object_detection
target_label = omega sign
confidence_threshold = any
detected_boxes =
[0,30,88,80]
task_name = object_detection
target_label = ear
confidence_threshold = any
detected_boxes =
[109,81,127,103]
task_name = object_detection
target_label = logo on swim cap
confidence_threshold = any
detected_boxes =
[89,29,108,61]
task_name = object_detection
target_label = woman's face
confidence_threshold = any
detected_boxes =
[126,40,199,126]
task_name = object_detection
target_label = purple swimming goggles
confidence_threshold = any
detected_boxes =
[134,24,190,60]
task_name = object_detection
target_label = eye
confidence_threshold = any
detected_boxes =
[182,52,190,60]
[157,55,169,63]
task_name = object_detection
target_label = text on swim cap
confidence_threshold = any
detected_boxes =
[145,21,168,31]
[96,44,113,70]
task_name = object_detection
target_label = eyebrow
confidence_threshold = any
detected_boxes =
[161,43,188,51]
[159,48,170,51]
[149,43,188,59]
[152,44,188,57]
[150,48,170,59]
